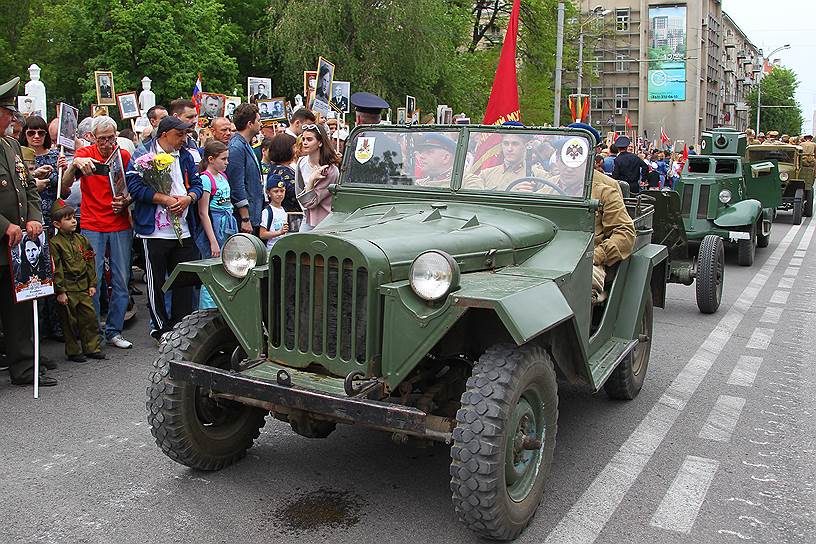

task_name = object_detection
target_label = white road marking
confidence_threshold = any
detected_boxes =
[789,257,803,266]
[542,223,808,544]
[759,307,783,324]
[728,356,764,387]
[783,266,798,277]
[777,277,794,289]
[746,328,774,350]
[699,395,746,442]
[793,249,806,257]
[769,290,789,304]
[649,456,719,533]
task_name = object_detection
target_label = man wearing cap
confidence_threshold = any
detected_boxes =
[746,128,759,145]
[63,115,135,350]
[127,115,204,342]
[0,76,56,386]
[611,135,648,194]
[757,132,766,144]
[764,130,780,145]
[415,134,456,187]
[349,92,404,183]
[800,135,815,184]
[464,129,547,191]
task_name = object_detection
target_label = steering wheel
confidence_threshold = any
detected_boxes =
[504,176,569,196]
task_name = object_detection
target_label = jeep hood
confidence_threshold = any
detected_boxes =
[312,202,557,275]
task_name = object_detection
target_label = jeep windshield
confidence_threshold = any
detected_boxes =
[747,148,796,164]
[342,126,592,199]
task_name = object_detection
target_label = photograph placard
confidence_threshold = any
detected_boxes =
[17,96,42,119]
[303,70,317,109]
[56,103,78,150]
[9,232,55,303]
[198,93,226,128]
[311,57,336,115]
[106,147,127,197]
[116,92,140,120]
[224,96,241,120]
[94,71,116,106]
[257,98,287,123]
[330,81,350,114]
[91,104,109,117]
[247,77,271,103]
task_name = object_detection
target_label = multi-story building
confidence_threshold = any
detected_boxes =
[581,0,760,146]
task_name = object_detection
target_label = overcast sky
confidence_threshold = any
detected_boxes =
[723,0,815,134]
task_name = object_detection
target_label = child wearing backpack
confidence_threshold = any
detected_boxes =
[259,174,289,249]
[196,140,237,309]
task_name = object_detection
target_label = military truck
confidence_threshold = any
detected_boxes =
[746,143,811,223]
[681,127,782,266]
[146,125,668,540]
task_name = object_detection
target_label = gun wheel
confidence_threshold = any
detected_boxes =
[147,309,267,471]
[696,235,724,314]
[450,344,558,541]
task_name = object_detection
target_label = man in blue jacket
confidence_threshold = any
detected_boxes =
[126,116,204,342]
[226,103,263,234]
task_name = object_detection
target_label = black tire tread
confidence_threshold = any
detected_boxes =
[450,343,558,541]
[146,309,266,471]
[695,235,723,314]
[793,190,804,225]
[804,190,813,218]
[737,224,756,266]
[604,296,653,400]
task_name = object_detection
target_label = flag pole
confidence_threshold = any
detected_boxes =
[33,299,39,399]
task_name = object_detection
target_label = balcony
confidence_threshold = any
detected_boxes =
[736,49,746,58]
[736,102,749,112]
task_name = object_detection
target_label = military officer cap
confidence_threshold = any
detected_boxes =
[569,122,602,146]
[758,132,765,138]
[614,135,632,149]
[768,130,779,138]
[804,135,813,140]
[20,146,35,162]
[51,199,75,222]
[350,92,389,114]
[417,133,457,155]
[0,76,20,112]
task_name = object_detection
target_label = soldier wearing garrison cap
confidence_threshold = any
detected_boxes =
[0,76,56,386]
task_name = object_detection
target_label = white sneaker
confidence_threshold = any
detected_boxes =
[159,331,173,345]
[108,334,133,349]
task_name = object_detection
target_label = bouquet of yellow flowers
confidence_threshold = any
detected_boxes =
[134,152,184,244]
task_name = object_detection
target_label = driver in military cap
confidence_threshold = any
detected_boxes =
[0,76,57,386]
[415,133,456,187]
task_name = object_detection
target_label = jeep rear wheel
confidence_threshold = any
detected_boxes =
[804,190,813,218]
[147,309,267,471]
[737,224,756,266]
[450,344,558,541]
[793,189,804,225]
[695,235,724,314]
[604,295,653,400]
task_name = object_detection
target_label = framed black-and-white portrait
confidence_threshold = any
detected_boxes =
[95,71,116,106]
[396,107,407,125]
[311,57,335,115]
[198,93,226,128]
[247,77,272,103]
[90,104,109,117]
[57,103,78,150]
[116,91,140,120]
[106,147,127,197]
[330,81,350,114]
[224,96,241,120]
[9,232,55,303]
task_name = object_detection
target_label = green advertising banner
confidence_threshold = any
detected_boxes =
[648,5,687,102]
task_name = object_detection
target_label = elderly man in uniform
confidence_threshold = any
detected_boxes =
[415,133,456,187]
[0,77,57,386]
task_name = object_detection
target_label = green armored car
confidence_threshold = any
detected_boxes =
[147,125,668,540]
[746,143,811,223]
[679,127,782,266]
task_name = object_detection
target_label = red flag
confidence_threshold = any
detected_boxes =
[682,143,689,162]
[482,0,521,125]
[625,113,633,130]
[660,127,671,146]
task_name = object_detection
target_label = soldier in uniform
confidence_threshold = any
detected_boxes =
[415,133,456,187]
[800,135,815,185]
[0,76,57,386]
[50,201,106,363]
[764,130,780,144]
[463,128,548,191]
[746,128,760,145]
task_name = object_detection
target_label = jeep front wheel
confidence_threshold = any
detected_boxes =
[147,309,267,471]
[450,344,558,541]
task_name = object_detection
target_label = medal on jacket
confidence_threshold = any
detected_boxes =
[15,156,26,186]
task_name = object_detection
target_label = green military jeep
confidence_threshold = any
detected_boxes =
[680,128,782,266]
[147,125,667,540]
[746,143,811,223]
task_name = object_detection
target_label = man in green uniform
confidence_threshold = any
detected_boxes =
[50,201,106,362]
[415,133,456,187]
[0,76,57,386]
[800,135,815,185]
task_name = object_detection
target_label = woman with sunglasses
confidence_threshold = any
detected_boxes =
[20,115,68,341]
[295,124,339,230]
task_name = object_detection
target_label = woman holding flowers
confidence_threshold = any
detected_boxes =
[126,116,204,343]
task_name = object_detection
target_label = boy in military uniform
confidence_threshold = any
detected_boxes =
[50,200,106,362]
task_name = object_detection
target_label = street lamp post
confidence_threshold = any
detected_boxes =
[756,44,791,134]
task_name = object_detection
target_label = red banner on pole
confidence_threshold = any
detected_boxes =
[482,0,521,125]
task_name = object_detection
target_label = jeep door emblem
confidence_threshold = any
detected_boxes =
[355,137,375,164]
[561,137,589,168]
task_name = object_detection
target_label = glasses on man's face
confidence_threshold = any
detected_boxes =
[96,135,117,143]
[26,129,46,137]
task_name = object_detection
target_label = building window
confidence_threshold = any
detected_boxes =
[616,53,629,72]
[593,54,602,77]
[591,91,603,111]
[614,87,629,111]
[616,8,630,32]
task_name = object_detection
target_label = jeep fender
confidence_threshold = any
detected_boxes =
[164,260,267,359]
[713,199,762,228]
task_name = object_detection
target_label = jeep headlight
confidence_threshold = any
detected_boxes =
[780,172,789,182]
[221,234,267,278]
[409,251,460,301]
[718,189,732,204]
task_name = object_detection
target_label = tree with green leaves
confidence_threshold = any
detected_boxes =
[748,67,804,136]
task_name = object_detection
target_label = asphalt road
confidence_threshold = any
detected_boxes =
[1,216,814,544]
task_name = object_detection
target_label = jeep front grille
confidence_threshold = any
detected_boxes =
[270,252,369,364]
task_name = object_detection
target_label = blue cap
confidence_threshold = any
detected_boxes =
[266,173,286,190]
[568,122,601,146]
[350,92,390,114]
[502,121,525,127]
[614,135,632,148]
[417,133,457,154]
